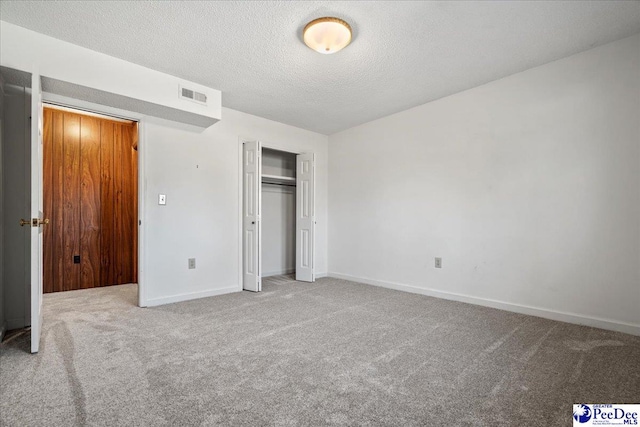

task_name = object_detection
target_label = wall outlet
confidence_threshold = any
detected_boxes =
[188,258,196,269]
[435,257,442,268]
[158,194,166,205]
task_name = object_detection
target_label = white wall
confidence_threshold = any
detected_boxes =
[143,107,328,305]
[328,34,640,335]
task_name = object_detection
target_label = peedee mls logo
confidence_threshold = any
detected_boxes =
[573,404,639,426]
[574,405,593,423]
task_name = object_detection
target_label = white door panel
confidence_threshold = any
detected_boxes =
[30,73,44,353]
[242,141,261,292]
[296,153,315,282]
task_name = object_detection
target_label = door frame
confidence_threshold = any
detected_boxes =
[40,93,147,307]
[237,137,313,290]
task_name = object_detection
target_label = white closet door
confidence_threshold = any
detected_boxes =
[243,141,262,292]
[296,153,315,282]
[30,73,45,353]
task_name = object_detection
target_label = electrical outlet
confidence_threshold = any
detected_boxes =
[435,257,442,268]
[158,194,166,205]
[188,258,196,269]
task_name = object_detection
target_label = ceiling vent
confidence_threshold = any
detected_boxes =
[179,85,208,105]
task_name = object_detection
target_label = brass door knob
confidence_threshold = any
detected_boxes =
[19,218,50,227]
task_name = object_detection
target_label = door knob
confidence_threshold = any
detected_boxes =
[19,218,50,227]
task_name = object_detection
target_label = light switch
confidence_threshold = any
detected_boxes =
[159,194,166,205]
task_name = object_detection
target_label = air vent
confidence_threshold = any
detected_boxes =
[179,85,208,105]
[182,87,194,99]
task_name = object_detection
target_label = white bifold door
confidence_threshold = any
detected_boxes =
[295,153,315,282]
[243,141,262,292]
[29,73,45,353]
[242,143,315,291]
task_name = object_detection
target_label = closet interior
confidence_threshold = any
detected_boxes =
[261,148,297,277]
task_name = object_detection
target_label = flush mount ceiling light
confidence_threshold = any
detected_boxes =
[303,17,352,54]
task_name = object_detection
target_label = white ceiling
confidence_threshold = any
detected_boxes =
[1,1,639,135]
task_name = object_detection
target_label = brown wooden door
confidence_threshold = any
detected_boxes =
[43,107,138,293]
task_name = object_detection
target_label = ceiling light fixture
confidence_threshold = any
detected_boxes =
[303,17,352,54]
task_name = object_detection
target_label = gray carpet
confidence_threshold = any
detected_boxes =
[1,275,639,426]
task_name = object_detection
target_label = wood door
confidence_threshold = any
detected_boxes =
[43,107,138,293]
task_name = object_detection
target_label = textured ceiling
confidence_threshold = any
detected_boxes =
[1,1,639,134]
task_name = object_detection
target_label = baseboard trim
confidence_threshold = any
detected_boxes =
[0,322,6,342]
[145,286,240,307]
[315,272,328,279]
[328,272,640,336]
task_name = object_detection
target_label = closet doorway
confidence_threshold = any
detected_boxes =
[43,105,138,293]
[242,141,315,292]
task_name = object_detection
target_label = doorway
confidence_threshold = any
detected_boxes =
[241,141,316,292]
[42,105,138,293]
